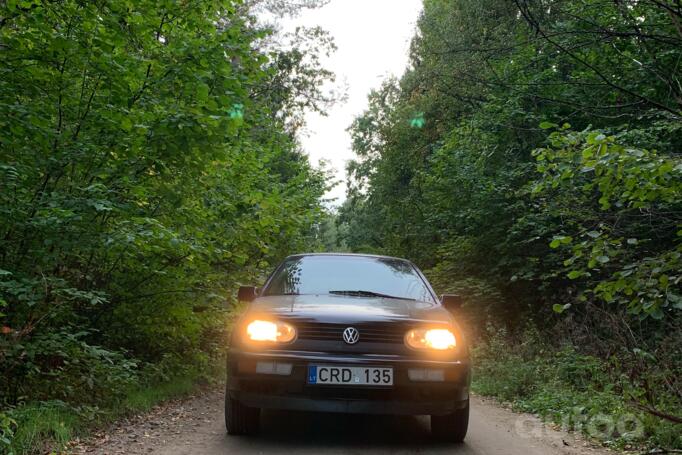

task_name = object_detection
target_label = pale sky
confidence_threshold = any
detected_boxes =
[280,0,423,205]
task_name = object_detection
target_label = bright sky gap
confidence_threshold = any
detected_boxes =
[280,0,423,204]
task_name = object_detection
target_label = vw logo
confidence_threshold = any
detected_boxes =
[342,327,360,345]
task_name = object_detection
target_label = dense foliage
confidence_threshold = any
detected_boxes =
[340,0,681,448]
[0,0,332,451]
[1,0,680,451]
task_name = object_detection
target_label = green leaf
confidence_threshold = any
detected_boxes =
[650,309,664,320]
[121,117,133,131]
[196,83,210,102]
[550,235,572,248]
[552,304,564,313]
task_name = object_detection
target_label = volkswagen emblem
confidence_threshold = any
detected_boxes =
[342,327,360,345]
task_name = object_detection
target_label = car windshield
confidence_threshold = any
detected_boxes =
[263,255,435,303]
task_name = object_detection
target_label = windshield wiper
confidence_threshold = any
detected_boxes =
[329,290,415,301]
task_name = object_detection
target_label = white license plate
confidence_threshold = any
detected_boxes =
[308,365,393,386]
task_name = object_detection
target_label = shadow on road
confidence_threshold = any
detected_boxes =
[231,409,471,452]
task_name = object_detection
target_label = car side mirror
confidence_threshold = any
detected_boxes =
[237,286,258,303]
[441,294,463,312]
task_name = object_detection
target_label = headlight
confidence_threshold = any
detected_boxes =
[405,328,456,350]
[245,320,296,343]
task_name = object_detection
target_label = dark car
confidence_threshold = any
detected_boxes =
[225,253,471,441]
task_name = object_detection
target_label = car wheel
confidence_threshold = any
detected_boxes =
[431,399,469,442]
[225,391,260,435]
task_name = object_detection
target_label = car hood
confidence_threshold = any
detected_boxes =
[247,294,452,325]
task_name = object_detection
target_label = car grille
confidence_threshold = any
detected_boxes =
[295,322,407,344]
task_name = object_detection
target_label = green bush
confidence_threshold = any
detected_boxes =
[553,348,609,392]
[2,331,138,406]
[472,326,682,450]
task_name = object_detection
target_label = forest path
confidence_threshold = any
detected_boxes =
[70,388,615,454]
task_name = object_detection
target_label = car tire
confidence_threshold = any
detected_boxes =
[431,399,469,442]
[225,391,260,435]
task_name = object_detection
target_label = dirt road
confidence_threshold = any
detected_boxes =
[71,389,613,454]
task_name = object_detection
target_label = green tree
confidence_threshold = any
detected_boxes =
[0,0,332,413]
[342,0,681,435]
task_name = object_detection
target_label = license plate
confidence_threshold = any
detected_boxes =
[308,365,393,386]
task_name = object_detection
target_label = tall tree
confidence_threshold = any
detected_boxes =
[0,0,333,406]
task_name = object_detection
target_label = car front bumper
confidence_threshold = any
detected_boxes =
[227,349,471,416]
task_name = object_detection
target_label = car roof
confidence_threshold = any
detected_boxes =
[284,252,412,262]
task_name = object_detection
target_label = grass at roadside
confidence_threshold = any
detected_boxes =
[121,376,199,413]
[5,403,78,454]
[471,327,681,451]
[4,370,222,454]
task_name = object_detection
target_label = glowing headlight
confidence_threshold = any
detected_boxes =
[245,320,296,343]
[405,328,456,350]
